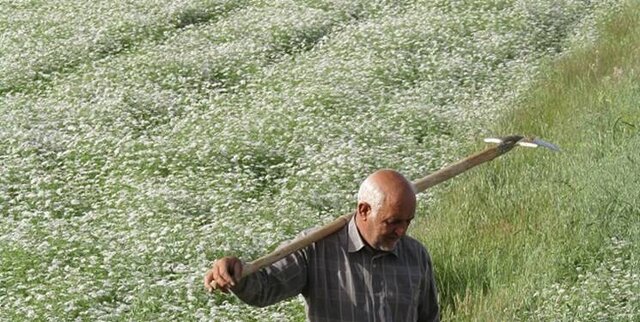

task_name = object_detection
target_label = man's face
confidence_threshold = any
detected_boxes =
[359,194,416,251]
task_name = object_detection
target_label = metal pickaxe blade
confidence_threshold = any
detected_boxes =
[413,135,560,192]
[484,136,561,152]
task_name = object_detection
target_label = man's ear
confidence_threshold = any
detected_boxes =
[357,202,371,221]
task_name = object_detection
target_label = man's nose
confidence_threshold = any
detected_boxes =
[394,224,408,236]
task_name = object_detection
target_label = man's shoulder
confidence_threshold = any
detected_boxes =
[296,223,346,249]
[398,235,432,262]
[274,224,342,254]
[400,234,428,250]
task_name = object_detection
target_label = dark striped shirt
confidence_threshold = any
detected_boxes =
[232,216,439,322]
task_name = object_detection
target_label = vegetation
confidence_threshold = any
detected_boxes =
[416,2,640,320]
[1,0,636,320]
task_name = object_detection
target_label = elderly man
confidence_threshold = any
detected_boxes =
[205,169,439,321]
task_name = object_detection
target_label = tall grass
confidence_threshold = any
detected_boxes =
[412,2,639,320]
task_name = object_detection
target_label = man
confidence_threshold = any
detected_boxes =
[204,169,439,321]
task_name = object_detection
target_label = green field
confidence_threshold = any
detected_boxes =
[1,0,637,320]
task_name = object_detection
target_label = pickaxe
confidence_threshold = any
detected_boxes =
[210,135,559,289]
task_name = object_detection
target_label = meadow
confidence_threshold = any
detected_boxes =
[0,0,636,320]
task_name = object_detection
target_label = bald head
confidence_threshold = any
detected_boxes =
[356,169,417,251]
[357,169,416,216]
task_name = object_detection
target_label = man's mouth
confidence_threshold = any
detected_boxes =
[385,235,399,243]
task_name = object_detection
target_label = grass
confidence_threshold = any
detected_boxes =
[412,2,640,320]
[0,0,635,320]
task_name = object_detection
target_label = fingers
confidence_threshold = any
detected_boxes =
[205,257,242,293]
[216,259,236,287]
[204,268,214,292]
[204,263,224,292]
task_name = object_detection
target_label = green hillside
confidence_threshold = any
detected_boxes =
[414,2,640,320]
[1,0,636,320]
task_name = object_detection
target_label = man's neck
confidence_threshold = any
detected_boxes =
[354,216,390,255]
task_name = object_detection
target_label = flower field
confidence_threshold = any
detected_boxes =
[0,0,629,320]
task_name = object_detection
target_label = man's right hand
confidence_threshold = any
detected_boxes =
[204,256,244,293]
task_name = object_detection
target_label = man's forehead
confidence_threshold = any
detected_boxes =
[378,200,416,219]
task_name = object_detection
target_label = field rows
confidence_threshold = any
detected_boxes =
[0,0,624,320]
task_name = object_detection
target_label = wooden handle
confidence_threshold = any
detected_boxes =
[209,139,519,289]
[413,142,516,192]
[209,213,352,290]
[243,212,353,278]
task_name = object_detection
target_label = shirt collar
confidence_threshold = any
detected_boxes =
[347,216,366,253]
[347,216,400,257]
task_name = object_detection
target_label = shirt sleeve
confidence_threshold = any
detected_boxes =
[230,241,309,307]
[417,251,440,322]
